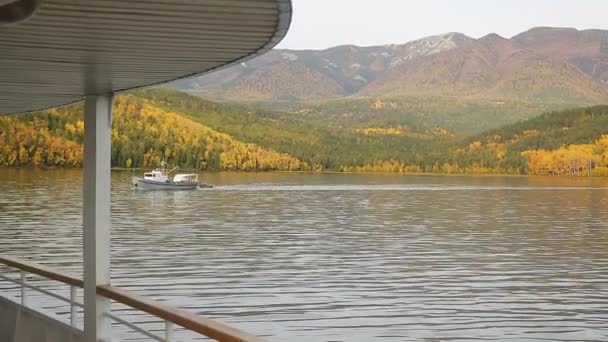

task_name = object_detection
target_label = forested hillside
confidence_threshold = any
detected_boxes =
[454,106,608,176]
[1,90,608,176]
[0,95,302,171]
[260,96,560,133]
[137,89,454,171]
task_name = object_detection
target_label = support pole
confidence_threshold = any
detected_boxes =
[70,285,77,327]
[20,271,27,306]
[83,95,113,342]
[165,321,174,342]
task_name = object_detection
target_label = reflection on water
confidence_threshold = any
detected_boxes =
[1,169,608,341]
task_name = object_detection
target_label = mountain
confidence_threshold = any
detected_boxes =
[512,27,608,85]
[178,27,608,104]
[360,28,608,102]
[175,32,474,100]
[175,27,608,133]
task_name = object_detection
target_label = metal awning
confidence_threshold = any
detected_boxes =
[0,0,291,115]
[0,1,292,341]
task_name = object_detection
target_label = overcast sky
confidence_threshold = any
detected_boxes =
[276,0,608,50]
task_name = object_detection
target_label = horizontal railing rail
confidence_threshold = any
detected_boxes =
[0,256,83,287]
[0,255,266,342]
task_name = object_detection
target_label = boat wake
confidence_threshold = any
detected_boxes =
[200,184,608,191]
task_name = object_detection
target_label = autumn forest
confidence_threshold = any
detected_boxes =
[1,89,608,177]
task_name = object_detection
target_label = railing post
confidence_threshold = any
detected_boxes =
[20,271,27,306]
[165,321,174,342]
[70,285,77,326]
[83,94,113,342]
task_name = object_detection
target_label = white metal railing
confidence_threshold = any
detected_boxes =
[0,271,82,327]
[0,256,266,342]
[0,269,174,341]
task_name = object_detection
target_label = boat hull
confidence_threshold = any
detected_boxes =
[132,177,210,190]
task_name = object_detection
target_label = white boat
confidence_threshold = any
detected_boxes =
[132,167,212,190]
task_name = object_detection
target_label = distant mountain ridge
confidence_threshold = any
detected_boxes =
[175,27,608,105]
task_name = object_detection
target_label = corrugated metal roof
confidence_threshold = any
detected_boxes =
[0,0,291,115]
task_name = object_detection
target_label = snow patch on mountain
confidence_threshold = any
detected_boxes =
[281,52,299,61]
[390,32,466,68]
[390,57,404,67]
[353,74,368,83]
[322,58,338,68]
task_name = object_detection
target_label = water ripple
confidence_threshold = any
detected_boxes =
[1,169,608,341]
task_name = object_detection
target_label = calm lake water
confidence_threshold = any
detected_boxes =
[1,169,608,341]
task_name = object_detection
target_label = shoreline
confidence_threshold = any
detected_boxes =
[1,166,605,179]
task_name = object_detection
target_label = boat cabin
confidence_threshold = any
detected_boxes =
[173,174,199,183]
[143,170,169,183]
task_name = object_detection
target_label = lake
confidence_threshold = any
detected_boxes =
[1,169,608,341]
